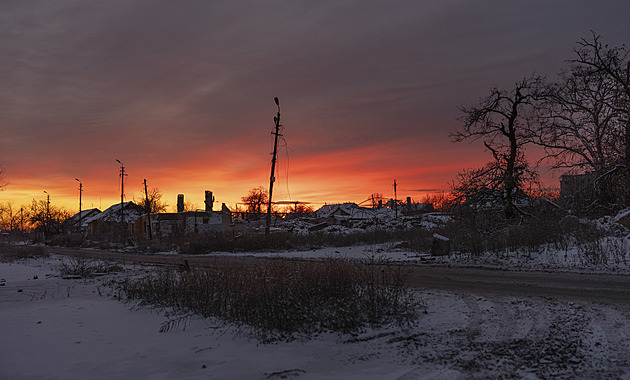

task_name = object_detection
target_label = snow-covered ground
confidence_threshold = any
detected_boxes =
[2,247,630,379]
[211,236,630,274]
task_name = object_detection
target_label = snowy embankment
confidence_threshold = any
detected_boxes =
[2,244,630,379]
[210,236,630,275]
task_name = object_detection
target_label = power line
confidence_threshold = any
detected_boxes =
[280,134,291,202]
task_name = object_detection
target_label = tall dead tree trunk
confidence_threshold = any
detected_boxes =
[452,76,543,218]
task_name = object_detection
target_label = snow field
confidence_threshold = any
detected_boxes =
[3,254,630,379]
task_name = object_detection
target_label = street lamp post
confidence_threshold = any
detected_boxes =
[116,159,126,243]
[75,178,83,233]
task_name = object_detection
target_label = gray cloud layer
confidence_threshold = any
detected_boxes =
[2,0,630,197]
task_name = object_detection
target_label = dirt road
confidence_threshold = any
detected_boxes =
[47,247,630,305]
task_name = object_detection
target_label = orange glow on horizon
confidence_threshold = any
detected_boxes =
[1,138,494,214]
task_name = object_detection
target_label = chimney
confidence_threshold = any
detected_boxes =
[205,191,214,212]
[407,197,412,207]
[177,194,184,213]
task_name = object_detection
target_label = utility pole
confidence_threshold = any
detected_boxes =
[143,178,153,240]
[43,191,50,238]
[393,179,398,218]
[265,97,282,235]
[75,178,82,232]
[116,159,126,240]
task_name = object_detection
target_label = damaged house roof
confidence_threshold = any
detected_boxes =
[65,208,101,228]
[315,203,396,221]
[83,202,145,224]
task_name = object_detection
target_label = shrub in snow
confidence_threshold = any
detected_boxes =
[117,257,422,340]
[0,243,47,262]
[57,257,122,279]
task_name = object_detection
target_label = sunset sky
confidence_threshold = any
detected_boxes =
[2,1,630,213]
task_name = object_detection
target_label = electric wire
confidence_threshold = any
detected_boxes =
[280,134,292,203]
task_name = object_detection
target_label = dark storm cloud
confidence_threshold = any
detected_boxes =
[2,0,630,205]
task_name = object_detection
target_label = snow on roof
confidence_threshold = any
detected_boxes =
[315,203,396,220]
[84,202,145,223]
[68,208,101,221]
[433,233,450,241]
[66,208,101,227]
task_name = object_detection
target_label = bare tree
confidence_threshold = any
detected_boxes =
[289,203,314,214]
[181,201,199,212]
[135,187,168,213]
[0,203,6,232]
[537,33,629,173]
[241,186,268,218]
[533,33,630,211]
[0,203,31,232]
[537,65,620,173]
[570,32,630,165]
[28,199,71,235]
[0,202,17,232]
[452,76,544,218]
[451,154,539,214]
[28,200,48,231]
[420,192,456,212]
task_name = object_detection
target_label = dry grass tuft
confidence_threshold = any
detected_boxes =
[118,257,421,340]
